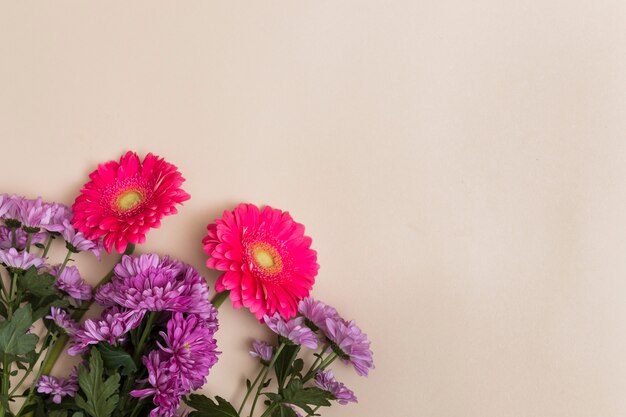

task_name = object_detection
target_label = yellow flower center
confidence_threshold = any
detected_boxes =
[251,242,283,275]
[117,190,143,211]
[185,343,191,349]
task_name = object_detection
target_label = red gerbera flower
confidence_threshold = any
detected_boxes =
[72,151,190,253]
[203,203,319,319]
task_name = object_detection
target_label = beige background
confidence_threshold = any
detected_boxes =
[1,1,626,416]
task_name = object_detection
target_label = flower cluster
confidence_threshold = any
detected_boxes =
[65,254,219,417]
[36,368,79,404]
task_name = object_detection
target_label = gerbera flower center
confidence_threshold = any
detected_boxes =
[116,190,144,211]
[250,242,283,275]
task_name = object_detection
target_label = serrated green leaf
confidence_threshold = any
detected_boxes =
[282,380,332,414]
[75,350,120,417]
[271,405,299,417]
[0,306,38,356]
[17,267,57,298]
[185,394,239,417]
[96,343,137,376]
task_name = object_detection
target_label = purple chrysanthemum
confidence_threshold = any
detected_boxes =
[94,282,117,307]
[51,265,93,302]
[45,203,72,233]
[250,340,274,362]
[36,372,79,404]
[298,297,340,334]
[68,307,144,355]
[0,226,46,250]
[157,313,219,390]
[0,194,24,221]
[61,220,100,257]
[45,307,79,336]
[263,314,318,349]
[314,369,358,405]
[18,197,53,231]
[0,248,45,271]
[103,254,214,318]
[324,318,374,376]
[131,351,185,417]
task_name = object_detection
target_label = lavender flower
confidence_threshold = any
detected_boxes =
[68,307,144,355]
[51,265,93,302]
[315,369,358,404]
[19,197,52,231]
[298,297,340,334]
[324,317,374,376]
[45,203,72,233]
[250,340,273,362]
[0,248,45,271]
[94,283,117,307]
[0,226,45,250]
[0,194,24,221]
[131,351,185,417]
[157,313,219,390]
[263,314,318,349]
[107,255,214,318]
[36,373,79,404]
[45,307,79,336]
[60,219,100,257]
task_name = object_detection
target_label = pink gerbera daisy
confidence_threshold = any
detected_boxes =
[71,151,190,253]
[203,203,319,319]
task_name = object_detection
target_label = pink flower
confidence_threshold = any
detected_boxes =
[131,351,185,417]
[72,151,190,253]
[51,265,93,302]
[203,204,319,319]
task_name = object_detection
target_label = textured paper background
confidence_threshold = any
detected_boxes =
[2,2,626,416]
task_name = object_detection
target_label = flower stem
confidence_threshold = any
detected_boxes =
[24,233,32,253]
[210,290,230,309]
[302,352,338,382]
[133,311,157,363]
[38,244,136,377]
[237,366,266,415]
[56,249,73,277]
[257,403,278,417]
[249,343,286,417]
[42,235,54,258]
[16,333,57,417]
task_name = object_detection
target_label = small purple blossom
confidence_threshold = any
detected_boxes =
[18,197,52,230]
[45,307,79,336]
[60,219,100,257]
[315,369,358,405]
[0,226,45,250]
[157,313,219,390]
[45,203,72,233]
[68,307,144,355]
[0,248,45,271]
[36,372,79,404]
[131,351,185,417]
[298,297,340,334]
[250,340,273,362]
[106,255,214,318]
[0,194,24,221]
[324,318,374,377]
[263,314,318,349]
[94,283,117,307]
[51,265,93,302]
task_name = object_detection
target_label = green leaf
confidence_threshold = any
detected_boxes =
[75,350,120,417]
[282,380,332,414]
[49,410,68,417]
[271,405,299,417]
[96,343,137,376]
[291,359,304,377]
[0,306,38,356]
[17,267,57,298]
[185,395,239,417]
[274,344,300,389]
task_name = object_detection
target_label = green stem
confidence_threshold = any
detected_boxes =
[210,290,230,309]
[16,333,57,417]
[129,398,145,417]
[249,343,286,417]
[238,366,266,415]
[305,406,321,417]
[56,249,72,277]
[24,233,32,253]
[258,403,279,417]
[38,244,136,377]
[42,235,54,258]
[302,352,337,382]
[133,311,157,363]
[10,229,16,248]
[8,272,18,318]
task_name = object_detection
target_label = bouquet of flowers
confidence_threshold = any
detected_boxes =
[0,151,373,417]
